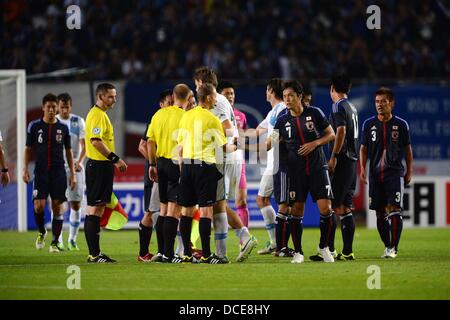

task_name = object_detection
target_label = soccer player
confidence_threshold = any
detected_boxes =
[84,83,127,263]
[23,93,76,252]
[56,93,86,251]
[272,80,336,263]
[310,74,358,261]
[0,129,10,187]
[360,87,413,259]
[255,78,287,255]
[147,84,192,263]
[302,83,313,107]
[177,83,236,264]
[193,67,256,263]
[137,89,173,262]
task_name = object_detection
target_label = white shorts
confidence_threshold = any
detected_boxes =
[148,182,160,213]
[216,164,226,202]
[224,162,242,201]
[65,166,84,202]
[258,171,274,198]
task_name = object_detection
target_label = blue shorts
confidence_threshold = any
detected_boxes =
[273,165,290,204]
[369,175,404,210]
[33,167,67,201]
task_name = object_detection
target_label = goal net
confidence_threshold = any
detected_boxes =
[0,70,26,231]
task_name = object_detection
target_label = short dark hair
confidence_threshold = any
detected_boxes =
[159,89,173,103]
[331,73,352,94]
[193,66,218,88]
[217,81,234,93]
[96,83,116,96]
[302,82,312,96]
[375,87,395,101]
[197,83,216,103]
[42,93,57,105]
[267,78,284,100]
[57,92,72,103]
[283,80,303,96]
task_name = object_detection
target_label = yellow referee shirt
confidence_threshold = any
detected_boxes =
[146,105,185,160]
[177,106,227,163]
[85,105,115,161]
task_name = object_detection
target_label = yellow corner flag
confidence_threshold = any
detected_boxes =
[100,193,128,230]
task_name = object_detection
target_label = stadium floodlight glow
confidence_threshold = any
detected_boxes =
[0,70,27,231]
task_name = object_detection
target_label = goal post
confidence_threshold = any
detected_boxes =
[0,70,27,231]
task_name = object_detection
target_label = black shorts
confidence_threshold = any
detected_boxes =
[369,174,405,210]
[289,165,333,203]
[157,157,180,204]
[177,160,221,207]
[331,156,357,209]
[143,162,154,211]
[273,164,290,204]
[86,159,114,206]
[33,167,67,201]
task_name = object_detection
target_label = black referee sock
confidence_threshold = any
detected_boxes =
[388,212,403,251]
[328,212,338,252]
[163,216,179,258]
[290,216,304,254]
[84,215,101,257]
[154,215,165,254]
[199,217,212,258]
[34,210,46,234]
[179,216,193,257]
[319,213,333,249]
[376,212,390,247]
[138,222,152,257]
[275,213,289,251]
[340,212,355,255]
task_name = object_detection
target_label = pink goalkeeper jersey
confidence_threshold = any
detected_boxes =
[233,108,247,130]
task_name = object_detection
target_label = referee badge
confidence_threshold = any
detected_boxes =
[93,127,101,135]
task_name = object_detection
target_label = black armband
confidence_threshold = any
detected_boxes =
[1,168,8,173]
[107,152,120,163]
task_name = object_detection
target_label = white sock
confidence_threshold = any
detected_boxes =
[239,226,251,245]
[261,205,276,246]
[213,212,228,258]
[151,212,159,229]
[175,231,184,256]
[68,209,81,242]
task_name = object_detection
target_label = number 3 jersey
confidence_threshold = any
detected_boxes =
[26,118,71,170]
[361,115,411,180]
[273,106,330,175]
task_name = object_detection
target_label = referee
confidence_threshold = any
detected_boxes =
[84,83,127,263]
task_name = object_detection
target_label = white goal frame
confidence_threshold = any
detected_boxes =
[0,70,27,231]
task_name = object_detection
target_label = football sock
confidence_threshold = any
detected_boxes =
[237,204,249,227]
[68,208,81,242]
[290,215,303,254]
[376,211,390,247]
[388,211,403,251]
[340,212,355,255]
[199,217,212,258]
[163,216,179,258]
[84,215,100,256]
[179,216,193,256]
[52,214,64,243]
[275,212,289,251]
[138,222,152,257]
[238,226,251,245]
[260,205,276,246]
[213,212,228,258]
[328,212,338,252]
[175,230,184,256]
[34,210,46,235]
[154,215,165,254]
[319,212,333,249]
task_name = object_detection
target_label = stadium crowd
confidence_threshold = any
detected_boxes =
[2,0,450,81]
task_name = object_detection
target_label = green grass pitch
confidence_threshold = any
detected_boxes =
[0,227,449,300]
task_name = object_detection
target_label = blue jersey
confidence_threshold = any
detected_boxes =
[274,106,330,175]
[26,119,71,170]
[361,115,411,180]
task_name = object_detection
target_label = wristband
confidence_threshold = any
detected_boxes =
[107,152,120,163]
[149,163,156,167]
[1,168,8,173]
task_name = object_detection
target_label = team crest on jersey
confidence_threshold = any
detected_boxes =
[392,130,399,140]
[33,189,38,199]
[56,129,63,142]
[305,121,315,131]
[289,191,296,200]
[93,127,101,135]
